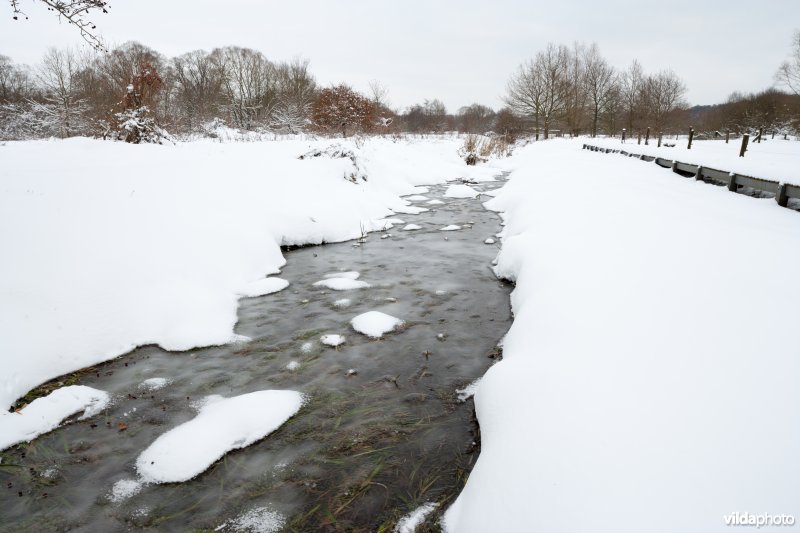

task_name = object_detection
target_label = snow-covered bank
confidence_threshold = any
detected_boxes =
[0,136,497,419]
[445,139,800,532]
[589,136,800,185]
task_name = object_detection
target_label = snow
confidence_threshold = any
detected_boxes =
[393,205,430,215]
[313,278,370,290]
[323,271,360,280]
[0,385,109,451]
[427,199,445,205]
[402,224,422,231]
[228,506,285,533]
[444,139,800,533]
[405,195,429,201]
[300,342,314,353]
[455,379,481,402]
[238,277,289,298]
[395,502,438,533]
[444,184,480,198]
[1,136,496,414]
[139,377,171,391]
[285,361,300,371]
[320,334,346,347]
[589,136,800,186]
[109,479,143,503]
[483,238,495,244]
[439,225,461,231]
[333,298,352,308]
[136,390,304,483]
[351,311,404,338]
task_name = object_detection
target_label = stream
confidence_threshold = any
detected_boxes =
[0,177,512,532]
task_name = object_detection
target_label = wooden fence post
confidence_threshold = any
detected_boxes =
[757,127,763,143]
[725,130,730,144]
[645,127,650,145]
[695,166,704,181]
[739,134,749,157]
[728,173,737,191]
[637,131,641,145]
[621,128,626,143]
[776,183,789,207]
[687,127,694,149]
[658,132,662,147]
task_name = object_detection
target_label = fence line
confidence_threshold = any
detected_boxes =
[581,144,800,211]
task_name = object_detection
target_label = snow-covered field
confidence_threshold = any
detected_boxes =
[0,136,496,436]
[589,136,800,185]
[444,139,800,532]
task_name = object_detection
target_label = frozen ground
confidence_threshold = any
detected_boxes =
[444,139,800,533]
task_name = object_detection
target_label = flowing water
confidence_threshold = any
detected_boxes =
[0,178,512,532]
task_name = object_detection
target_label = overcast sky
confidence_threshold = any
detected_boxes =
[2,0,798,112]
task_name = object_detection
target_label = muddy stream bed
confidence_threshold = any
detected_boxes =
[0,178,512,532]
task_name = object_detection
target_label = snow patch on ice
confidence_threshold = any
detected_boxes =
[313,278,370,291]
[323,271,360,280]
[320,334,346,347]
[238,277,289,298]
[484,238,495,244]
[405,195,429,201]
[444,184,479,198]
[456,379,481,402]
[402,224,422,231]
[140,378,171,392]
[351,311,404,338]
[394,502,438,533]
[440,225,461,231]
[228,506,285,533]
[427,199,445,205]
[109,479,143,503]
[136,390,304,483]
[393,205,430,215]
[0,385,109,451]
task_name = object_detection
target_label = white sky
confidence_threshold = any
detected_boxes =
[2,0,798,112]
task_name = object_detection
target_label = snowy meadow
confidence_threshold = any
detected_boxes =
[2,133,798,532]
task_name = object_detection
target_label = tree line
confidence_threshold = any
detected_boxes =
[1,37,799,142]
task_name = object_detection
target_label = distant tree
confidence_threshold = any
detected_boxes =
[641,69,687,132]
[114,62,169,143]
[34,47,90,137]
[0,54,33,103]
[776,30,800,96]
[312,84,375,136]
[271,58,316,133]
[494,107,523,140]
[457,103,495,133]
[210,46,276,129]
[620,60,644,134]
[505,43,570,139]
[582,44,616,137]
[8,0,109,50]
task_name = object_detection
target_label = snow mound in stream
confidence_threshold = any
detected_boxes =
[0,385,109,451]
[444,184,480,198]
[351,311,404,338]
[313,278,370,290]
[136,390,303,483]
[238,277,289,298]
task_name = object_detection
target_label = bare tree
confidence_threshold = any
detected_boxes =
[34,47,90,137]
[563,41,587,136]
[0,54,33,103]
[172,50,223,130]
[210,47,277,129]
[641,69,687,132]
[582,44,616,137]
[620,60,644,134]
[505,43,569,139]
[8,0,109,50]
[271,58,316,133]
[776,30,800,96]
